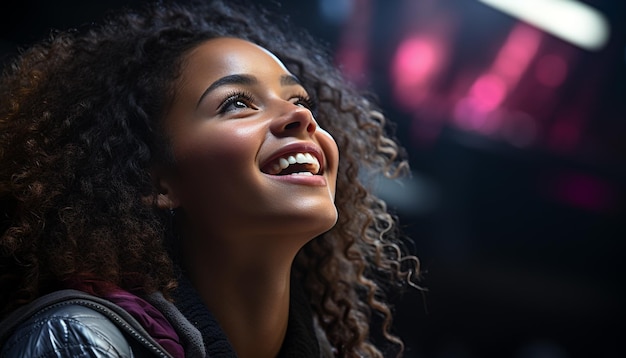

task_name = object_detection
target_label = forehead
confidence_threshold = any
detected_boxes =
[181,37,291,81]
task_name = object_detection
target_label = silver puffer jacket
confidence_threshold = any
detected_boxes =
[0,289,201,358]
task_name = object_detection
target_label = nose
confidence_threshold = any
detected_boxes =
[270,102,317,137]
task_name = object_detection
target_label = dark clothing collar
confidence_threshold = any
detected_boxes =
[172,273,320,358]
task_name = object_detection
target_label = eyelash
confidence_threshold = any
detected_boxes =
[216,91,317,114]
[217,90,256,114]
[293,95,316,112]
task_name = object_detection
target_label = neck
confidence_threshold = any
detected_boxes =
[182,234,300,358]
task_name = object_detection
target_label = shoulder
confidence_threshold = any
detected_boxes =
[1,303,134,358]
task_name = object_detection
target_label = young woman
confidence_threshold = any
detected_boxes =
[0,0,420,357]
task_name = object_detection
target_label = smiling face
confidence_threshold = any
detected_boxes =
[157,37,339,250]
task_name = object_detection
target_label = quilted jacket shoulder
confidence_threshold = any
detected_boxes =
[1,303,135,357]
[0,289,173,358]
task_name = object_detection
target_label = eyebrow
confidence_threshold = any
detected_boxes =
[280,74,301,86]
[196,73,302,108]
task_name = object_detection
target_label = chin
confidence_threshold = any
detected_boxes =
[310,207,339,237]
[281,205,338,240]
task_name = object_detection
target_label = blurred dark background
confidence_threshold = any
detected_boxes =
[2,1,624,357]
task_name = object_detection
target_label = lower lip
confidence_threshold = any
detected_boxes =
[264,173,328,186]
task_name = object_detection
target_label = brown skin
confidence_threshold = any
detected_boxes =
[155,38,340,358]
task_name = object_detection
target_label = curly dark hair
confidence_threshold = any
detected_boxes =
[0,0,420,356]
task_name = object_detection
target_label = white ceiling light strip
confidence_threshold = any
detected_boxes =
[478,0,610,51]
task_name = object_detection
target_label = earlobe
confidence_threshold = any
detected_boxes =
[152,169,181,209]
[156,192,179,210]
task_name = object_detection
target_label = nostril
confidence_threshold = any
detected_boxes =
[285,121,301,130]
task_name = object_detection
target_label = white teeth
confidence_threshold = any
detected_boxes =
[267,152,321,175]
[290,172,313,176]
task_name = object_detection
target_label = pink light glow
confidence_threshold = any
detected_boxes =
[453,74,507,134]
[392,37,441,87]
[391,35,445,109]
[465,23,542,108]
[468,73,508,112]
[453,23,543,138]
[453,98,503,134]
[492,24,542,84]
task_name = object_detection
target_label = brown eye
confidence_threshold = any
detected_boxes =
[232,100,248,109]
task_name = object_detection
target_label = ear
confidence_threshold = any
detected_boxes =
[151,168,181,210]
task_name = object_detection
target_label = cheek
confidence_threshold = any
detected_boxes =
[175,122,261,170]
[317,128,340,191]
[171,123,263,201]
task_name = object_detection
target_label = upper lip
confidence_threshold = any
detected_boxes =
[260,141,325,175]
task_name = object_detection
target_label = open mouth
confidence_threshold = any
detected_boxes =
[261,152,322,176]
